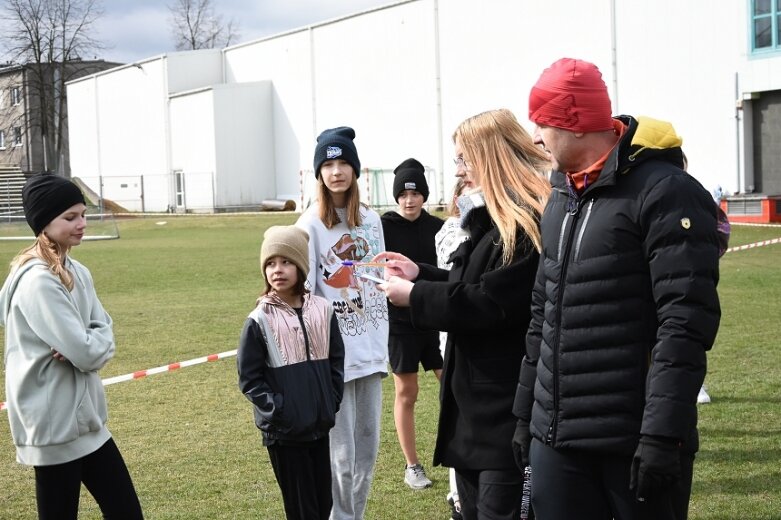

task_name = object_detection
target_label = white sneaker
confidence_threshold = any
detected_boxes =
[697,386,711,404]
[404,463,433,490]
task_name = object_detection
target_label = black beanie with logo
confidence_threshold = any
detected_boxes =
[313,126,361,178]
[393,158,429,202]
[22,174,86,236]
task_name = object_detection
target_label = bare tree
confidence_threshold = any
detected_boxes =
[168,0,239,51]
[0,0,106,174]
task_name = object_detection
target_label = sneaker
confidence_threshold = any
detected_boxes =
[697,385,711,404]
[447,493,463,520]
[404,463,433,490]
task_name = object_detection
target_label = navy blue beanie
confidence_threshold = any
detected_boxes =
[393,158,429,202]
[313,126,361,178]
[22,174,86,236]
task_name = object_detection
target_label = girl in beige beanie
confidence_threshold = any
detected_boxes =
[238,225,345,519]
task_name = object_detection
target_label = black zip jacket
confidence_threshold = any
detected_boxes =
[513,116,721,455]
[237,293,345,446]
[410,204,538,470]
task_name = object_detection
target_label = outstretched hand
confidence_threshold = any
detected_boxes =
[378,276,414,307]
[372,251,419,281]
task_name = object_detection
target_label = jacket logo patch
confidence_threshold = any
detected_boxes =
[680,218,691,229]
[326,146,342,159]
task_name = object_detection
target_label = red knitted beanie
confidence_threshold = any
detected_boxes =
[529,58,614,132]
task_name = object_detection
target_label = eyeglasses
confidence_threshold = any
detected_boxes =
[453,157,471,171]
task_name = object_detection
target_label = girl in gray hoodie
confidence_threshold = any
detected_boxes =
[0,174,142,519]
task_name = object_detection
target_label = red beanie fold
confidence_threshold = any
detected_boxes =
[529,58,614,133]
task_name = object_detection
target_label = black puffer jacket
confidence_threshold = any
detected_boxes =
[513,116,720,455]
[410,202,538,470]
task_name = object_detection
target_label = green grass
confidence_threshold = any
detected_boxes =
[1,216,779,519]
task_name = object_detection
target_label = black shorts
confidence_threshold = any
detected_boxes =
[388,332,443,374]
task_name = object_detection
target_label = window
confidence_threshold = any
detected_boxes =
[751,0,781,52]
[0,130,5,149]
[11,87,20,106]
[13,126,21,146]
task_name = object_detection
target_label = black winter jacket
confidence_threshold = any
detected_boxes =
[381,209,443,335]
[237,293,345,446]
[513,116,721,455]
[410,202,538,470]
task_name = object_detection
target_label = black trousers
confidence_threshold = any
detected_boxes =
[529,438,694,520]
[267,436,332,520]
[34,437,143,520]
[455,467,524,520]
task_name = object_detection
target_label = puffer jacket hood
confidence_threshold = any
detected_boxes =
[551,116,686,195]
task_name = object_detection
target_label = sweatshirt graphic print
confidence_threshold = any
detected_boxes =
[297,205,389,382]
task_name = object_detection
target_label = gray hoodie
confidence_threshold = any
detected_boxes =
[0,257,114,466]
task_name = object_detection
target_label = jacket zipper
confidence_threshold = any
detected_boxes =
[573,199,595,262]
[556,212,570,261]
[548,199,584,445]
[295,310,311,361]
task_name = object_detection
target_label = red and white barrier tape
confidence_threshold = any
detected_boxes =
[724,237,781,254]
[3,235,780,413]
[0,349,237,412]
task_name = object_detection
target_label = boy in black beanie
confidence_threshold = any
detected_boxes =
[381,158,444,490]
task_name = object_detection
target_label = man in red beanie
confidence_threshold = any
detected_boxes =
[512,57,722,520]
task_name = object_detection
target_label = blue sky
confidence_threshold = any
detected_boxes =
[97,0,393,64]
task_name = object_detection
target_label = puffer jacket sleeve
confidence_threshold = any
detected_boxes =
[237,318,279,422]
[514,256,546,422]
[19,270,114,372]
[639,173,721,442]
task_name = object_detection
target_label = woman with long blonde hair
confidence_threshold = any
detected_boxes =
[375,109,549,520]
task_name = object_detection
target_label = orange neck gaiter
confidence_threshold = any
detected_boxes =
[566,120,627,193]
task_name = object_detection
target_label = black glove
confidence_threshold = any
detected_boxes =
[629,435,682,501]
[512,419,531,471]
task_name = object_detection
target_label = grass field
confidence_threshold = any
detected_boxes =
[0,215,779,519]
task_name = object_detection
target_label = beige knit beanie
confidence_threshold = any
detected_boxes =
[260,225,310,277]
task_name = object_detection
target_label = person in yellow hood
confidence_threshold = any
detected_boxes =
[513,58,721,520]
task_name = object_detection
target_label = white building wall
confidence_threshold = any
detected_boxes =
[165,50,223,93]
[170,88,217,212]
[743,54,781,93]
[68,58,171,211]
[225,33,313,203]
[67,0,781,211]
[67,77,99,182]
[212,82,275,207]
[612,0,746,194]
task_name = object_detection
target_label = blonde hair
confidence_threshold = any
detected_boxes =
[453,108,551,263]
[447,178,466,217]
[10,234,75,290]
[317,172,363,229]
